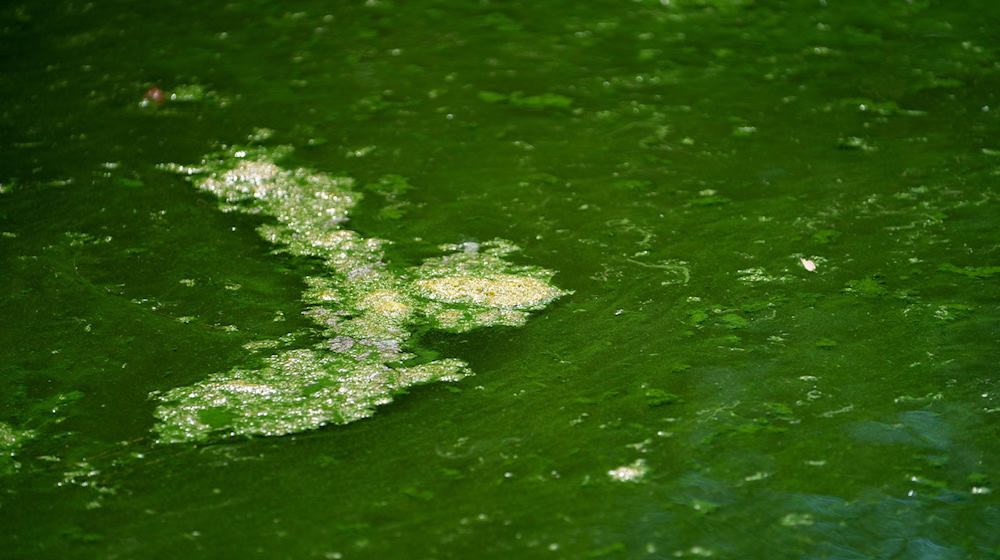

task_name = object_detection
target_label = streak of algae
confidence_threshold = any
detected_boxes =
[0,422,34,475]
[152,138,568,443]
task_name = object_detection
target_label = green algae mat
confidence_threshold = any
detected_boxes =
[1,1,998,558]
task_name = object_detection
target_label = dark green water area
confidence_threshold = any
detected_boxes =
[2,0,999,557]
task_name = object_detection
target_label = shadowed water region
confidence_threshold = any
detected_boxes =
[1,0,998,558]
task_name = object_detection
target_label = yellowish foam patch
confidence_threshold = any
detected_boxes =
[414,274,561,309]
[359,289,412,318]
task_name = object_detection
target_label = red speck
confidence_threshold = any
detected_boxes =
[143,86,166,105]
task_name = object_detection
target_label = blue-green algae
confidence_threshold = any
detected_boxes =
[0,423,34,475]
[152,142,568,442]
[1,0,998,558]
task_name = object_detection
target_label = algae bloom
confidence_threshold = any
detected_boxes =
[0,422,34,475]
[152,140,568,443]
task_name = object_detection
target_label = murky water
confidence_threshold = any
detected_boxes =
[2,1,998,558]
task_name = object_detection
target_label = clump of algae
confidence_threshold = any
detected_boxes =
[415,275,559,308]
[0,422,34,475]
[153,141,568,443]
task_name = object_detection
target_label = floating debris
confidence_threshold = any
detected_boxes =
[153,142,569,443]
[141,85,165,106]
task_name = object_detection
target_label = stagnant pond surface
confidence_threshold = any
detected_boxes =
[2,1,998,558]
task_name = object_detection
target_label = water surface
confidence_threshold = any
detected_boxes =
[1,0,998,558]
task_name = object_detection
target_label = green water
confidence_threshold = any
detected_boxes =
[2,0,998,557]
